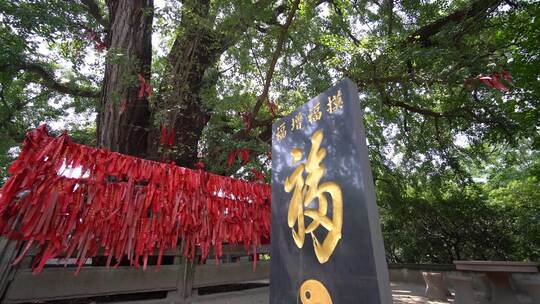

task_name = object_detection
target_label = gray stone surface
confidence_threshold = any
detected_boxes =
[191,283,454,304]
[271,78,391,304]
[454,261,539,273]
[422,272,451,300]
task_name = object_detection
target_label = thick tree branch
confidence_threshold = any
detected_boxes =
[81,0,109,28]
[14,62,100,98]
[376,85,513,139]
[406,0,503,46]
[372,74,455,118]
[350,0,505,119]
[230,0,300,142]
[251,0,301,118]
[387,99,450,118]
[357,74,413,86]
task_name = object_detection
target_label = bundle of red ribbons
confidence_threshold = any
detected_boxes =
[0,126,271,273]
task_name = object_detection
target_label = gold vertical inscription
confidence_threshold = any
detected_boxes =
[327,90,343,113]
[284,129,343,264]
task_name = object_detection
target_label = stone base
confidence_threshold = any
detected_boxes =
[422,272,450,300]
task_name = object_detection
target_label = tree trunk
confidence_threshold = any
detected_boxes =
[97,0,153,157]
[148,0,222,167]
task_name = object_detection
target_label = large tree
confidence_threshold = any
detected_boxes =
[96,0,153,157]
[87,0,299,166]
[3,0,538,171]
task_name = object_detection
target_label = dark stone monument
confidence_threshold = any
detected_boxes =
[270,78,392,303]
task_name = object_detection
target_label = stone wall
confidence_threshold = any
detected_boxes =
[388,263,540,295]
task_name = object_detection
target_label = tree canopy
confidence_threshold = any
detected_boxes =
[0,0,538,262]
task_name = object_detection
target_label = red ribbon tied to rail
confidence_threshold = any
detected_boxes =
[0,126,271,274]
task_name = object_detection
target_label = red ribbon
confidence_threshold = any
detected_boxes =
[0,126,271,273]
[226,148,250,168]
[251,168,265,182]
[465,70,513,92]
[160,125,175,147]
[85,29,107,52]
[138,74,153,98]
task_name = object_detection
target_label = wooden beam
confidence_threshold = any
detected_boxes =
[193,261,270,288]
[4,265,180,303]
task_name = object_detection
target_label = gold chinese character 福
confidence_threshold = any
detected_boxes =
[291,112,303,131]
[284,129,343,264]
[308,102,322,123]
[299,279,333,304]
[327,90,343,113]
[276,123,287,141]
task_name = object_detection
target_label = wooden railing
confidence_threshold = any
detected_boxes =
[0,239,270,304]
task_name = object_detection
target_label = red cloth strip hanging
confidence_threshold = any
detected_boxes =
[0,125,271,274]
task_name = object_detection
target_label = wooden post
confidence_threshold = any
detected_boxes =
[167,256,195,304]
[180,257,195,301]
[0,238,18,300]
